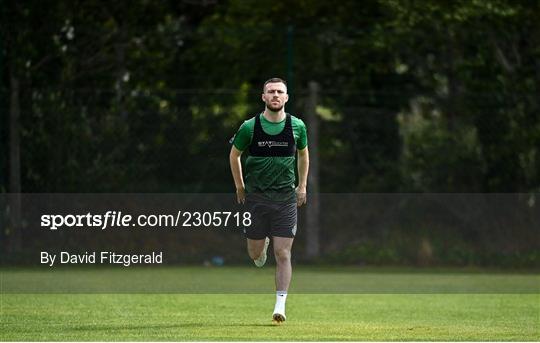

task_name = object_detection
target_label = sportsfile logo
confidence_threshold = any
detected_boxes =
[257,141,289,148]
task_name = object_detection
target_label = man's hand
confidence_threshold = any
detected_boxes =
[236,187,246,204]
[296,185,307,207]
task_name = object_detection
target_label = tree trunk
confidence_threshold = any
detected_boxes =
[305,81,320,259]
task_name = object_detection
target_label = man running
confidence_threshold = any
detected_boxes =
[229,77,309,323]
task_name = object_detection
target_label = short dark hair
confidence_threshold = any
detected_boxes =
[263,78,287,92]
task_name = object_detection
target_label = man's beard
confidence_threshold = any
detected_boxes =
[266,103,284,112]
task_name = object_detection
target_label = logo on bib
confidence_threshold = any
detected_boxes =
[258,141,289,148]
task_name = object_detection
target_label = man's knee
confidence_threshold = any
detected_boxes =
[248,248,260,260]
[247,245,260,259]
[247,241,265,259]
[274,247,291,263]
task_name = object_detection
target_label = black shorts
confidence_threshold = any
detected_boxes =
[244,194,297,240]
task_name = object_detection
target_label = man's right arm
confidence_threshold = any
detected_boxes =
[229,119,253,204]
[229,146,246,204]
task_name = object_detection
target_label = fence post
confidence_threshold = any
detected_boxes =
[305,81,320,259]
[8,72,22,252]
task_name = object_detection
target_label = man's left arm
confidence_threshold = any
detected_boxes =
[296,147,309,207]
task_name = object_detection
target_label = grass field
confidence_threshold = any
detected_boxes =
[1,266,539,341]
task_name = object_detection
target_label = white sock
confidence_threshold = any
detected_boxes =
[274,291,287,314]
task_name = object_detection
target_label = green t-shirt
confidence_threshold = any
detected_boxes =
[232,113,308,201]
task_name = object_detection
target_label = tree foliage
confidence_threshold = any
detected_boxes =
[1,0,538,265]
